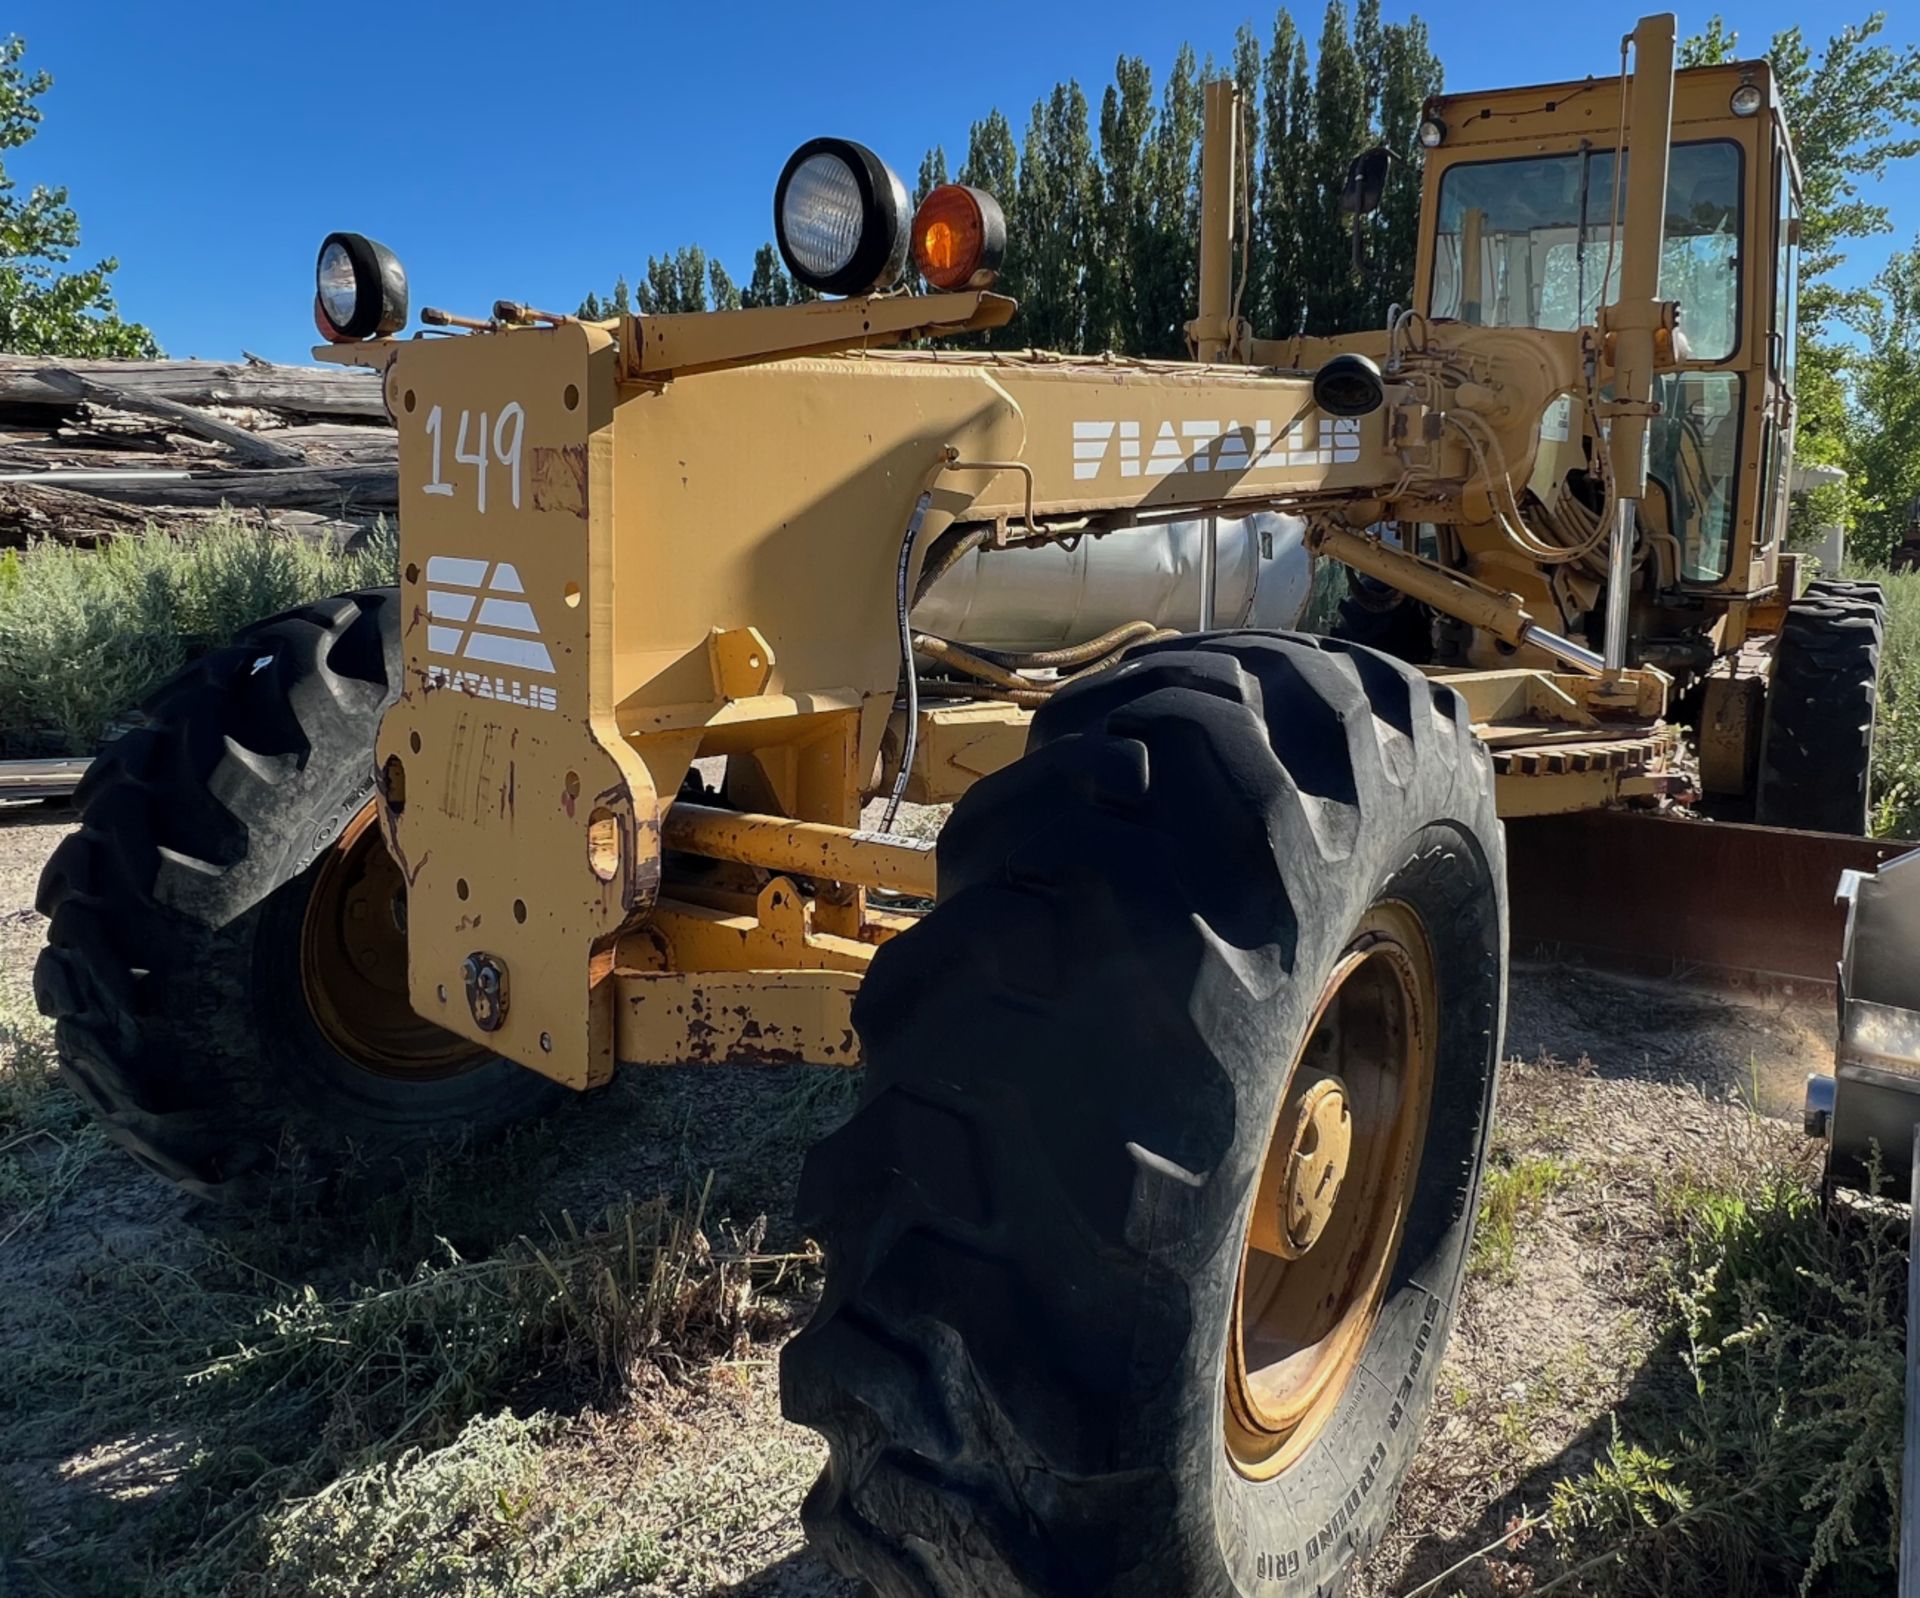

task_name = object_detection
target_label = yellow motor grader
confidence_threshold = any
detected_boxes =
[32,15,1900,1595]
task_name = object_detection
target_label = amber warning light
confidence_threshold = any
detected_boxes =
[911,184,1006,292]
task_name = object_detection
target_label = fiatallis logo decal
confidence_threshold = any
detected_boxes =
[422,555,558,712]
[1072,415,1361,480]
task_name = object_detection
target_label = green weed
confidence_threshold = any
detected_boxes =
[1471,1152,1578,1282]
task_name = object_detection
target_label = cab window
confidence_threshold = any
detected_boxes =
[1431,139,1746,580]
[1430,140,1742,361]
[1653,371,1742,580]
[1764,148,1800,552]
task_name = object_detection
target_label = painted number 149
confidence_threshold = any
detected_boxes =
[423,403,525,513]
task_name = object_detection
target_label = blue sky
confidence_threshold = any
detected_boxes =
[15,1,1918,362]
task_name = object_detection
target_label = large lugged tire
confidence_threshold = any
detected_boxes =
[783,632,1506,1597]
[35,589,564,1201]
[1806,576,1886,610]
[1755,591,1885,834]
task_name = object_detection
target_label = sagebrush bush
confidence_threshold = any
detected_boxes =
[1546,1167,1904,1597]
[1867,567,1920,838]
[0,517,397,757]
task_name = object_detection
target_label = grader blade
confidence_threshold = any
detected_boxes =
[1507,809,1915,988]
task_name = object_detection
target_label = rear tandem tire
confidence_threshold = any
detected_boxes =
[1755,590,1886,835]
[1329,576,1435,665]
[34,589,565,1202]
[783,631,1506,1597]
[1805,577,1886,610]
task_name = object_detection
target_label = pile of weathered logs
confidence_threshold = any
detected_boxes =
[0,354,396,547]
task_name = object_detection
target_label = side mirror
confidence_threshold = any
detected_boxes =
[1340,147,1392,217]
[1341,147,1393,276]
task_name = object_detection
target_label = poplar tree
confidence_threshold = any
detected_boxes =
[1017,82,1097,350]
[576,274,632,319]
[1087,56,1155,353]
[1259,11,1314,339]
[707,259,741,311]
[582,247,713,315]
[576,7,1448,353]
[959,109,1022,318]
[914,147,949,207]
[742,243,799,308]
[1138,45,1204,356]
[1231,24,1265,340]
[1305,1,1370,333]
[1368,18,1441,321]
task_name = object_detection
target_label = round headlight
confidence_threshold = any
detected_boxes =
[1417,116,1447,149]
[1730,82,1763,117]
[912,184,1007,292]
[313,232,408,342]
[774,139,909,297]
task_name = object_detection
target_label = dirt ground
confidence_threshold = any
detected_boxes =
[0,805,1838,1596]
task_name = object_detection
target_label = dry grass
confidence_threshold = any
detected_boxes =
[0,984,848,1596]
[0,817,1905,1595]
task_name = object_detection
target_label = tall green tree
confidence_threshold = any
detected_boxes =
[914,147,949,208]
[638,246,710,314]
[742,242,799,308]
[1366,17,1441,321]
[1304,2,1371,334]
[1087,57,1156,353]
[0,36,156,357]
[1138,45,1204,356]
[1353,0,1385,116]
[1258,11,1313,338]
[1230,24,1265,342]
[576,274,632,320]
[1844,239,1920,559]
[1684,13,1920,331]
[1684,13,1920,551]
[1018,82,1098,349]
[959,109,1022,321]
[959,109,1020,200]
[707,258,741,311]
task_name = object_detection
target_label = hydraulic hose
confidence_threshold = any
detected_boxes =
[912,634,1040,695]
[879,490,937,835]
[911,525,990,608]
[983,619,1163,671]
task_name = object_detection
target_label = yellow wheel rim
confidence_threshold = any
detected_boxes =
[1224,900,1437,1480]
[299,802,488,1079]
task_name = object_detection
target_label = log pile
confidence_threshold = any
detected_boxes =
[0,354,398,546]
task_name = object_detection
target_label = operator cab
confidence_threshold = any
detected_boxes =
[1414,60,1799,602]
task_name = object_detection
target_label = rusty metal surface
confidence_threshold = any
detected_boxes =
[615,968,862,1068]
[1507,809,1912,986]
[664,803,937,898]
[1700,649,1767,795]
